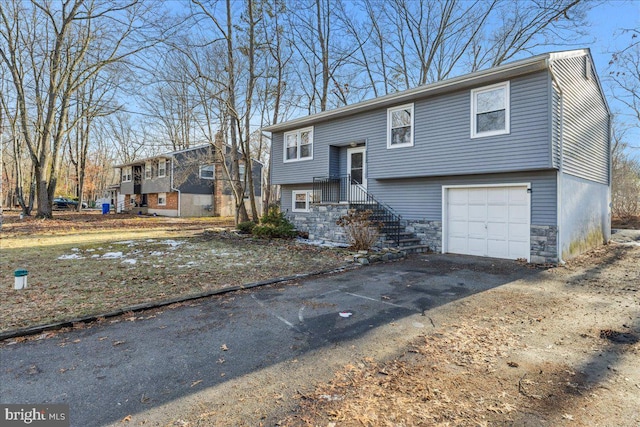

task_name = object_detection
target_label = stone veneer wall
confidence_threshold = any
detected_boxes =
[530,225,558,264]
[405,220,558,264]
[405,220,442,253]
[288,204,351,244]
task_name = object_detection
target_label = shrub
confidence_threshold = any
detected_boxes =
[237,221,256,234]
[253,206,297,239]
[336,209,382,251]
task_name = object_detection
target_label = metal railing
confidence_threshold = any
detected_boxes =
[312,175,402,245]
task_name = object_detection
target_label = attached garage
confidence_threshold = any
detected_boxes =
[443,184,531,261]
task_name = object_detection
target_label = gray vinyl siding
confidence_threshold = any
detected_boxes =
[120,181,134,194]
[368,170,557,225]
[175,147,215,195]
[142,176,171,193]
[552,55,610,184]
[271,71,552,184]
[280,183,314,214]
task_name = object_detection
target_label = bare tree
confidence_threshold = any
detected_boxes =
[611,121,640,218]
[0,0,160,218]
[609,29,640,126]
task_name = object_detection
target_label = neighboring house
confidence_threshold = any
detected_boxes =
[264,49,611,264]
[114,144,262,217]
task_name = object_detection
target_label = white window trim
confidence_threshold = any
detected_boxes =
[470,81,510,139]
[292,190,313,213]
[122,166,132,183]
[283,127,314,163]
[145,162,152,179]
[387,103,414,149]
[158,159,167,178]
[158,192,167,206]
[200,164,215,180]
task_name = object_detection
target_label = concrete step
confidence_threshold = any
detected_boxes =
[397,244,430,254]
[384,238,422,247]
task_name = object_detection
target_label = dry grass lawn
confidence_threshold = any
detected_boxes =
[0,212,347,333]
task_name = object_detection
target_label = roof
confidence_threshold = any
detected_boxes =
[262,49,597,133]
[114,143,265,168]
[113,144,212,168]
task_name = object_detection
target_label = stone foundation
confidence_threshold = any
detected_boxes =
[530,225,558,264]
[288,204,351,244]
[405,220,442,253]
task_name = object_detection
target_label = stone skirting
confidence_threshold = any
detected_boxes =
[405,220,443,253]
[530,225,558,264]
[288,204,351,244]
[290,206,559,264]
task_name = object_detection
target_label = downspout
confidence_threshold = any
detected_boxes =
[548,59,565,264]
[170,157,181,217]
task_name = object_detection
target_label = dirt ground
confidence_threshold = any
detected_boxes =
[277,242,640,426]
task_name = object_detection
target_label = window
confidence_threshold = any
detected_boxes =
[200,164,215,180]
[158,193,166,206]
[471,81,510,138]
[284,127,313,162]
[387,104,414,148]
[145,162,152,179]
[239,164,246,181]
[292,190,314,212]
[158,159,167,177]
[122,167,132,182]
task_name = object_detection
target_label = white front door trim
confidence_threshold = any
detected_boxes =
[442,183,531,261]
[347,146,367,189]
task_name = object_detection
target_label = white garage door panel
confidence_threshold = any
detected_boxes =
[446,185,530,261]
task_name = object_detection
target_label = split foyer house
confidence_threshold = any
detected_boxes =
[114,144,262,217]
[264,49,611,264]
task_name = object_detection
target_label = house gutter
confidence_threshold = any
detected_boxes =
[170,157,181,217]
[548,59,565,265]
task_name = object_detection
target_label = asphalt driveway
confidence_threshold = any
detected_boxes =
[0,254,538,426]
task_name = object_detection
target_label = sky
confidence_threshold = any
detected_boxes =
[584,0,639,109]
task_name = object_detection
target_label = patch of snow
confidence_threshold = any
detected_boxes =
[91,254,100,258]
[71,248,80,252]
[102,251,124,259]
[177,261,198,268]
[58,254,85,260]
[297,237,349,248]
[115,240,136,245]
[122,259,137,265]
[86,249,95,252]
[161,239,184,248]
[149,251,165,256]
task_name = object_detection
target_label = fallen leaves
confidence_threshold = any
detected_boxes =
[1,226,347,334]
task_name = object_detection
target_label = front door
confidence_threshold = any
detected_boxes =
[347,147,366,189]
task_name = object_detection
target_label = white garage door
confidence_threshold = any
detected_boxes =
[445,185,530,260]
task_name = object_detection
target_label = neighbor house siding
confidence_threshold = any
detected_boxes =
[368,170,557,225]
[552,55,610,184]
[271,71,552,184]
[141,175,170,194]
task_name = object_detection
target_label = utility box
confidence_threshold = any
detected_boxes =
[14,269,28,290]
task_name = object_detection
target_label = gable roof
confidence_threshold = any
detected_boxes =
[262,49,607,133]
[114,144,265,168]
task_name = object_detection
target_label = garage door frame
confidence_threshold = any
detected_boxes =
[442,183,531,261]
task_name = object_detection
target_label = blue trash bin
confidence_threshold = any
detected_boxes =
[102,203,110,214]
